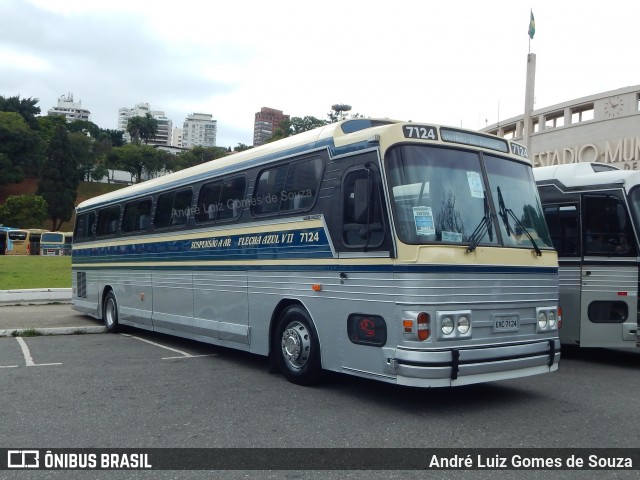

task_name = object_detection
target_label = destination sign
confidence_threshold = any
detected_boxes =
[440,128,509,153]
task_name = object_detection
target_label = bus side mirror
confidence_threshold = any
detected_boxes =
[353,178,370,223]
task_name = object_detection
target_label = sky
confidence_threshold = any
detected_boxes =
[1,0,639,148]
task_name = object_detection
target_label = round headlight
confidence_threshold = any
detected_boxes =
[441,316,454,335]
[457,316,470,334]
[548,311,557,328]
[538,311,548,329]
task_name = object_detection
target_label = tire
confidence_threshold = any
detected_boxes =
[273,305,322,386]
[103,290,120,333]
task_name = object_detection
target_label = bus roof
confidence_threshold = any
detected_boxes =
[534,163,640,192]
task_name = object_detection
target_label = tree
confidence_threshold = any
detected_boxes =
[126,113,159,145]
[113,144,168,183]
[175,146,229,170]
[37,125,79,230]
[234,143,252,152]
[0,194,48,228]
[0,112,46,184]
[0,95,41,130]
[268,116,327,142]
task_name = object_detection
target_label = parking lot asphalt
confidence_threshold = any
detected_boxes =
[0,302,105,336]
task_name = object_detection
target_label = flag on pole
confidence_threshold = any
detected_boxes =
[528,10,536,39]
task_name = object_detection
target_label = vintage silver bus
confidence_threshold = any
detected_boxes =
[535,162,640,348]
[72,119,560,387]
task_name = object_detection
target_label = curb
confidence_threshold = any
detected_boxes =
[0,325,106,337]
[0,288,72,306]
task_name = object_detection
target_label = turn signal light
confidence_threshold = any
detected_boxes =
[417,312,430,341]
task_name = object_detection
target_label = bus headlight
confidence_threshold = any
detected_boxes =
[536,307,559,332]
[436,310,472,340]
[441,316,454,335]
[537,311,548,329]
[457,316,470,334]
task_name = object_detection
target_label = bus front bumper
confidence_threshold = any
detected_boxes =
[387,339,560,387]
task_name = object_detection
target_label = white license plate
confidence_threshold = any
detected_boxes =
[493,316,519,332]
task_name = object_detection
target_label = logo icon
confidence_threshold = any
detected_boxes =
[8,450,40,468]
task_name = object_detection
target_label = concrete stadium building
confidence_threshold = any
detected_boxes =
[483,85,640,170]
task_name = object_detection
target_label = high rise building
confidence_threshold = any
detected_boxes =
[182,113,217,148]
[253,107,289,146]
[47,93,91,122]
[172,127,183,147]
[117,103,172,146]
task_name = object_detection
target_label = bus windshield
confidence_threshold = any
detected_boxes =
[386,145,552,249]
[41,232,65,243]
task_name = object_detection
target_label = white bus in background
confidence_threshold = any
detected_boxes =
[535,162,640,348]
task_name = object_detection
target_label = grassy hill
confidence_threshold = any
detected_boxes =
[0,179,127,231]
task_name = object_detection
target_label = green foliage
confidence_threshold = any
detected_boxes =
[37,125,79,230]
[126,113,159,145]
[0,112,46,184]
[269,116,327,142]
[37,115,69,143]
[0,194,48,228]
[234,143,252,152]
[175,146,229,169]
[0,95,41,129]
[67,119,101,138]
[112,144,171,183]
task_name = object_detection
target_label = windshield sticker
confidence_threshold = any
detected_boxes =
[442,231,463,243]
[467,171,484,198]
[413,207,435,236]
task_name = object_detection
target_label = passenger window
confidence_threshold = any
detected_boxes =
[251,157,323,216]
[122,199,152,233]
[583,195,636,256]
[154,189,193,229]
[196,176,246,223]
[96,206,121,237]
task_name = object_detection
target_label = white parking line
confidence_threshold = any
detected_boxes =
[15,337,62,367]
[120,333,217,360]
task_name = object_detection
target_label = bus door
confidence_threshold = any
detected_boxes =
[542,203,582,345]
[331,157,395,375]
[580,194,638,347]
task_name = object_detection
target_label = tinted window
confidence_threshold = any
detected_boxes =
[196,176,246,223]
[583,194,636,256]
[251,157,323,216]
[543,204,579,256]
[154,189,193,229]
[122,199,152,233]
[96,206,121,237]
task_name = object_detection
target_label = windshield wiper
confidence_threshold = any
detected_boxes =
[466,196,494,253]
[497,186,542,256]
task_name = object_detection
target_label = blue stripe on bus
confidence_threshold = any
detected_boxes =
[72,227,333,263]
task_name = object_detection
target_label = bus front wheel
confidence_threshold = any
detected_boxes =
[103,290,120,333]
[273,305,322,385]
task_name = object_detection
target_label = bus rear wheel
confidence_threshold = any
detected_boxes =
[103,290,120,333]
[274,305,322,385]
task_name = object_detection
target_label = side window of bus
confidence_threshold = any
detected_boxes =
[96,206,121,237]
[342,167,385,248]
[196,176,246,223]
[542,204,579,256]
[122,199,152,233]
[583,195,636,256]
[252,165,288,215]
[75,212,96,241]
[251,157,323,216]
[154,189,193,229]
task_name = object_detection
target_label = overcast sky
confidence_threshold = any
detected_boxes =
[2,0,639,148]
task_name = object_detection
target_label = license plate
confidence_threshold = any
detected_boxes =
[493,316,519,332]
